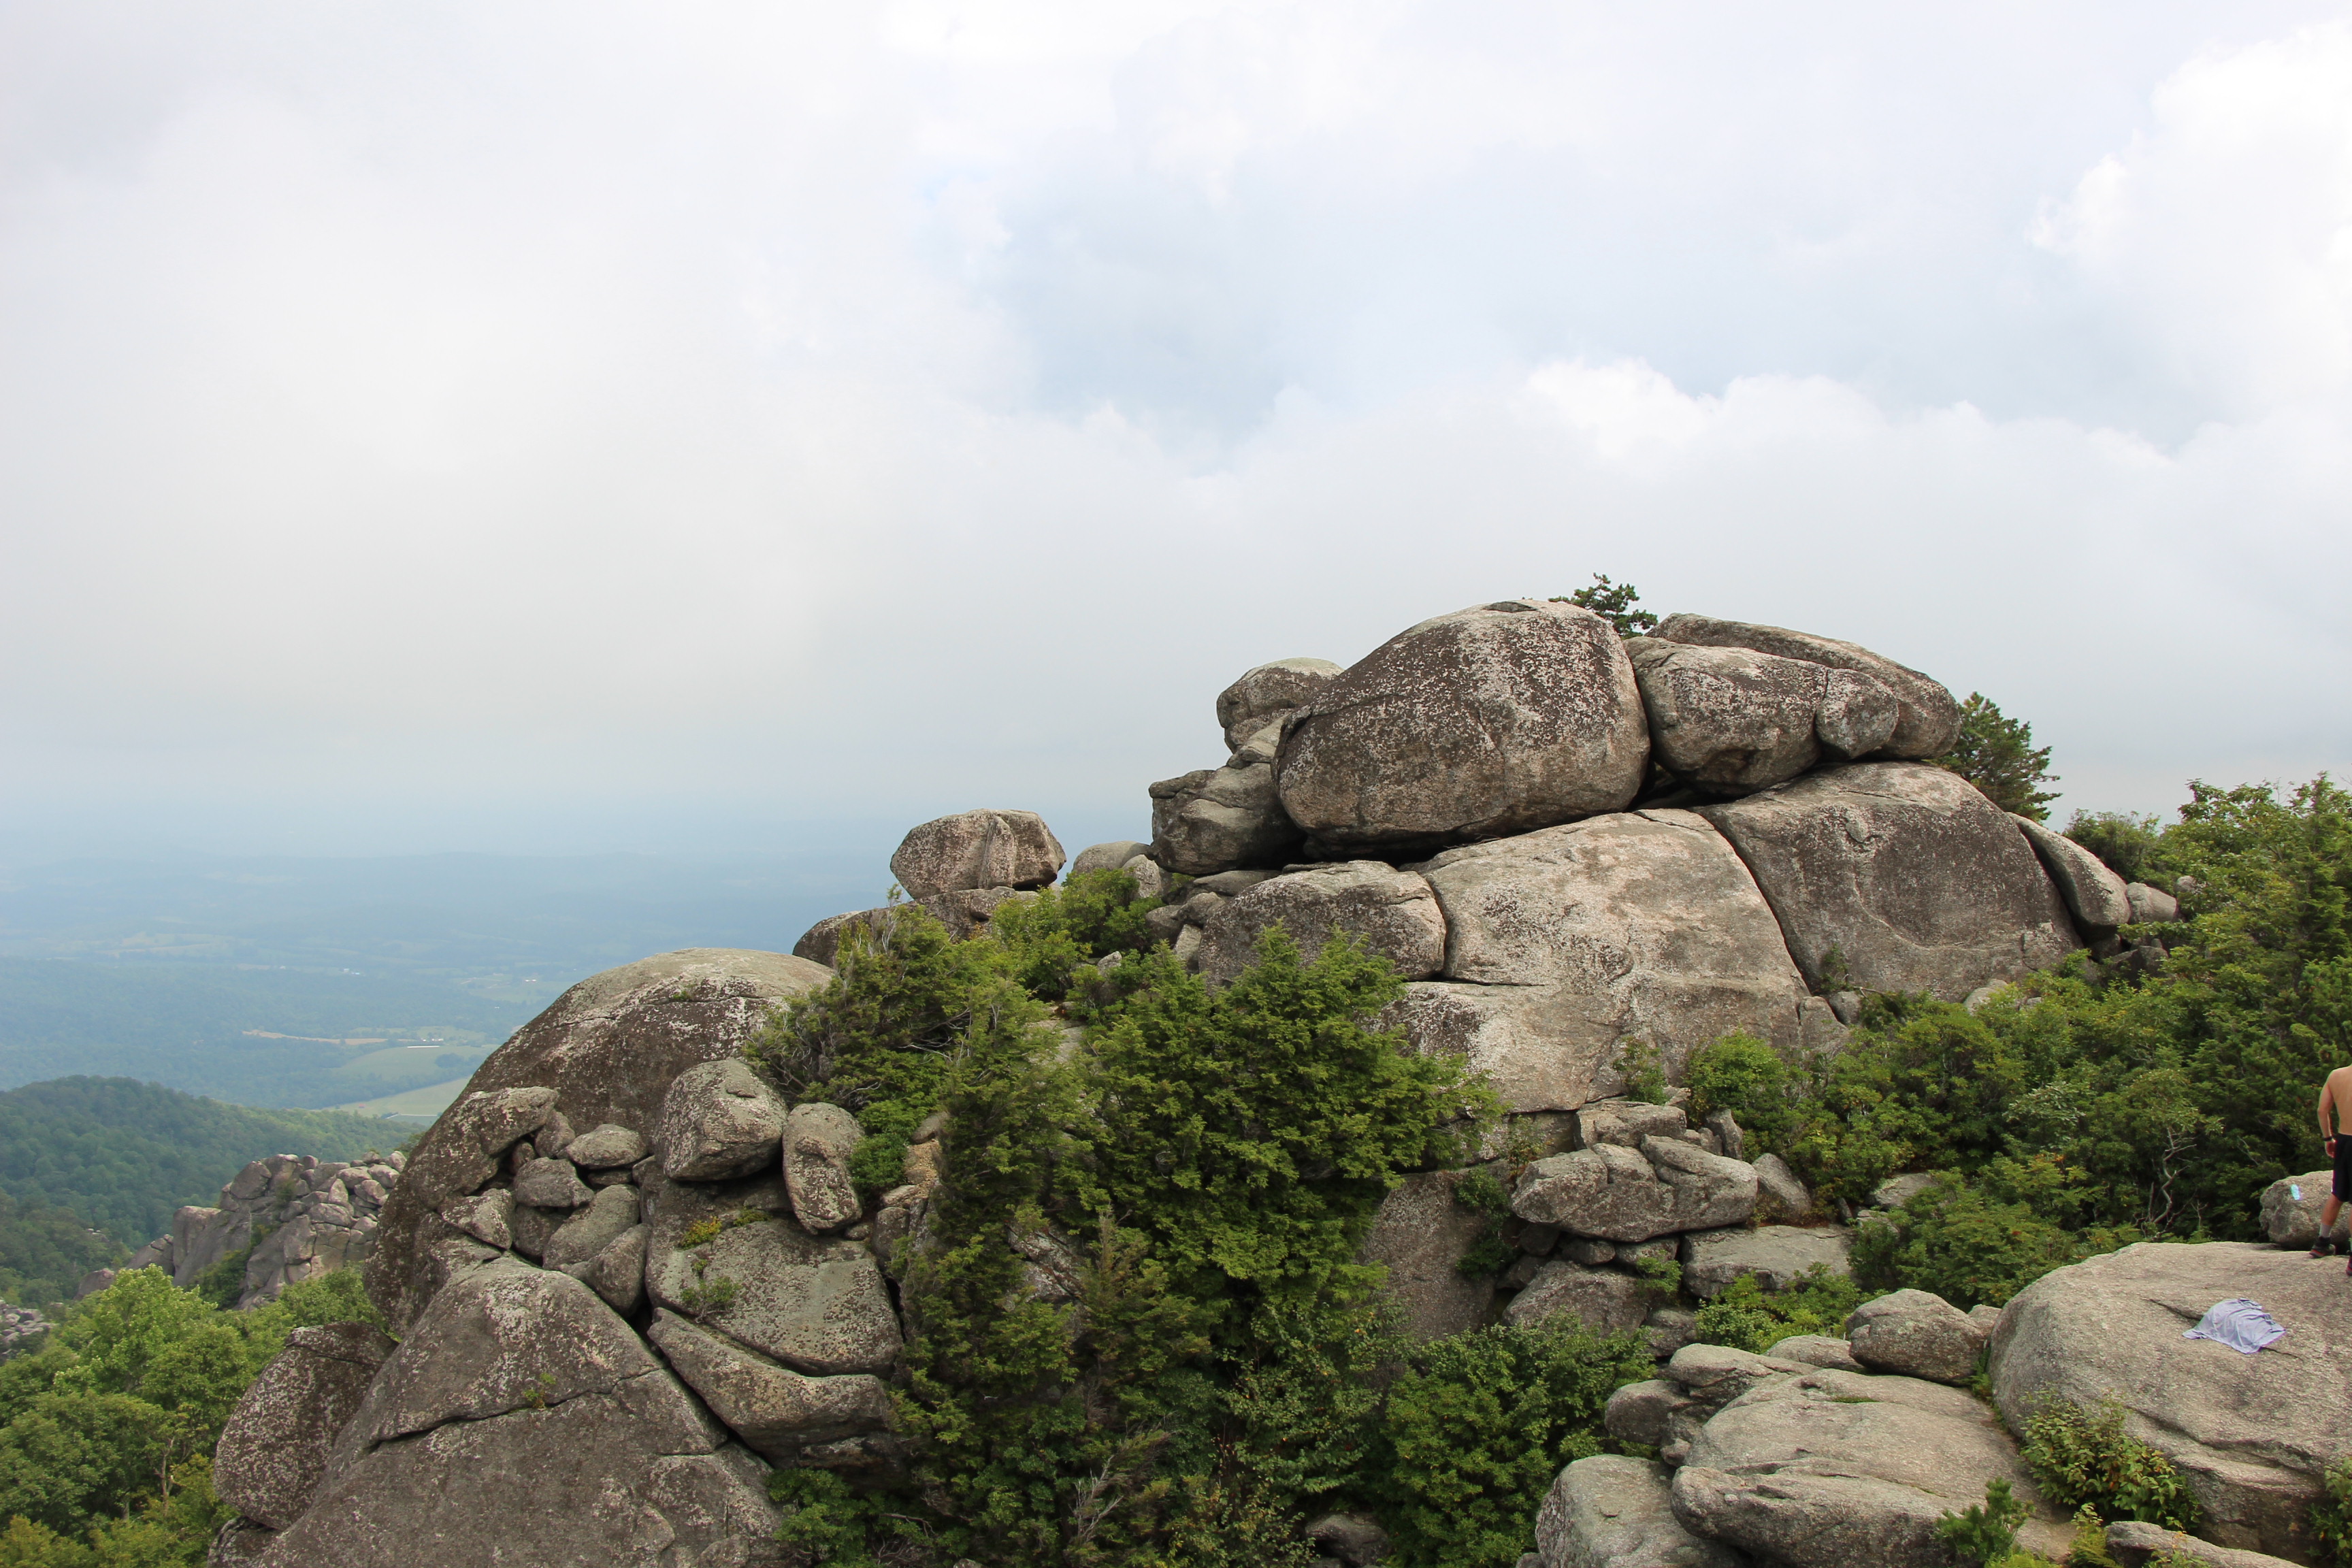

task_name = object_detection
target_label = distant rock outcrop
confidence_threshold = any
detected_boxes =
[121,1149,405,1310]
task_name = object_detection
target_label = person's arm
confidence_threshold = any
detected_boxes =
[2323,1076,2340,1149]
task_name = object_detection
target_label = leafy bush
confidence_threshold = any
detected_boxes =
[1450,1170,1514,1279]
[1850,1167,2139,1311]
[2310,1456,2352,1566]
[1690,1269,1863,1354]
[1552,574,1658,636]
[1933,1475,2031,1566]
[2019,1394,2199,1530]
[1684,1032,1796,1150]
[2065,811,2171,886]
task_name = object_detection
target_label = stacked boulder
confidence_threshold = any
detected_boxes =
[796,808,1065,963]
[120,1149,405,1309]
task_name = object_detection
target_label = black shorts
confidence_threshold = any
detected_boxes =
[2335,1135,2352,1200]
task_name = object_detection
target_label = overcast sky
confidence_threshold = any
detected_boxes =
[5,1,2349,868]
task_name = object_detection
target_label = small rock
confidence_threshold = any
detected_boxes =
[213,1322,396,1529]
[647,1309,896,1463]
[2104,1520,2301,1568]
[1068,840,1152,879]
[890,810,1064,900]
[440,1190,514,1251]
[1644,1306,1698,1358]
[542,1184,642,1269]
[1216,657,1344,752]
[1751,1153,1813,1222]
[1561,1237,1617,1266]
[564,1124,649,1170]
[1763,1333,1865,1373]
[2257,1169,2336,1247]
[1303,1511,1390,1566]
[1537,1453,1743,1568]
[1194,861,1448,987]
[559,1222,649,1317]
[1502,1261,1651,1334]
[2126,881,2181,924]
[512,1158,593,1210]
[657,1059,788,1182]
[1870,1173,1939,1210]
[1603,1379,1697,1448]
[1844,1288,1987,1385]
[783,1102,865,1232]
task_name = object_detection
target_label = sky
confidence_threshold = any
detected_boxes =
[4,1,2351,870]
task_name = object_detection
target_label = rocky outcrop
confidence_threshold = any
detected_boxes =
[1989,1241,2350,1561]
[1536,1455,1742,1568]
[1699,762,2080,999]
[889,809,1064,901]
[1652,613,1961,758]
[1356,1171,1498,1340]
[128,1150,406,1309]
[1151,719,1306,876]
[1512,1137,1758,1243]
[2014,813,2134,930]
[214,1322,395,1530]
[1216,657,1344,751]
[2258,1170,2336,1248]
[0,1304,46,1362]
[1623,636,1899,794]
[1680,1225,1851,1298]
[1194,860,1447,987]
[1276,600,1650,851]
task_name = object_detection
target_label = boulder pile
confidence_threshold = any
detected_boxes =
[117,1149,406,1309]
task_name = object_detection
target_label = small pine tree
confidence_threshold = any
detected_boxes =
[1552,574,1659,636]
[1933,693,2059,820]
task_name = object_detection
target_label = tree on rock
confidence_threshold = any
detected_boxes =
[1931,693,2059,820]
[1554,574,1659,636]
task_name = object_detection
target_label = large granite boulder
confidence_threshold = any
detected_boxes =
[657,1059,788,1182]
[2014,814,2134,930]
[1380,982,1627,1116]
[1536,1454,1743,1568]
[1624,636,1899,794]
[1680,1225,1852,1298]
[2258,1171,2336,1248]
[782,1102,864,1233]
[1409,810,1808,1092]
[1512,1137,1757,1243]
[368,949,830,1333]
[214,1322,395,1531]
[1215,657,1345,751]
[1194,861,1447,987]
[1989,1241,2352,1561]
[646,1309,895,1465]
[792,908,895,967]
[1150,720,1305,875]
[889,809,1064,901]
[1652,614,1961,758]
[1357,1171,1497,1341]
[1845,1288,1987,1385]
[1671,1363,2068,1567]
[1503,1260,1651,1333]
[1275,600,1649,851]
[1068,840,1152,879]
[1698,762,2080,999]
[256,1261,779,1567]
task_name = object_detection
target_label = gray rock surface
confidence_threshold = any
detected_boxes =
[512,1156,593,1209]
[1670,1364,2067,1567]
[1302,1511,1390,1567]
[1750,1154,1813,1222]
[2015,814,2134,929]
[1512,1139,1757,1243]
[1602,1379,1699,1450]
[1846,1288,1987,1385]
[257,1262,777,1568]
[1194,860,1446,987]
[368,948,830,1333]
[1275,600,1649,850]
[783,1102,864,1233]
[1698,762,2081,1000]
[559,1221,649,1317]
[1216,657,1345,751]
[146,1151,408,1309]
[1652,613,1961,758]
[792,908,894,967]
[1573,1098,1690,1149]
[1989,1241,2352,1561]
[1764,1334,1865,1373]
[657,1059,789,1182]
[1150,722,1305,876]
[1357,1171,1496,1341]
[1414,811,1810,1085]
[647,1309,895,1465]
[1069,839,1153,878]
[214,1322,395,1531]
[1502,1260,1652,1333]
[889,808,1064,900]
[2105,1520,2304,1568]
[1536,1454,1742,1568]
[1872,1173,1940,1209]
[645,1175,901,1375]
[541,1183,642,1269]
[1624,636,1899,794]
[565,1123,649,1170]
[1680,1225,1852,1298]
[2129,881,2183,924]
[2258,1169,2337,1247]
[1381,982,1627,1116]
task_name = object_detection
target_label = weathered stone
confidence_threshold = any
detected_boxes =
[1217,657,1345,751]
[1358,1172,1497,1341]
[1765,1333,1865,1373]
[1194,861,1446,987]
[647,1309,895,1464]
[657,1059,788,1182]
[1512,1139,1757,1243]
[1502,1260,1651,1333]
[395,1088,554,1219]
[646,1177,900,1376]
[1603,1379,1697,1449]
[2258,1169,2336,1247]
[214,1322,395,1530]
[2014,814,2134,929]
[2129,881,2183,924]
[1872,1172,1940,1210]
[1418,811,1809,1081]
[1670,1365,2068,1567]
[560,1222,649,1317]
[1698,762,2081,1000]
[1120,854,1169,900]
[1382,983,1619,1115]
[1750,1154,1813,1222]
[1846,1288,1987,1385]
[542,1183,642,1269]
[507,1200,564,1260]
[1276,600,1650,850]
[1990,1241,2352,1561]
[889,809,1064,900]
[921,885,1039,939]
[1624,635,1899,794]
[1574,1098,1689,1150]
[1070,840,1152,879]
[792,908,897,967]
[1537,1454,1743,1568]
[1680,1225,1852,1298]
[1150,725,1305,876]
[1644,1307,1699,1358]
[564,1123,649,1171]
[1652,613,1961,757]
[368,948,830,1333]
[1659,1341,1811,1404]
[512,1157,593,1210]
[439,1190,513,1251]
[1303,1510,1390,1567]
[259,1263,775,1568]
[210,1519,276,1565]
[783,1102,864,1233]
[2106,1520,2304,1568]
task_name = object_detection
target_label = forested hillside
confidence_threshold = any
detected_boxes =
[0,1186,122,1309]
[0,1078,405,1253]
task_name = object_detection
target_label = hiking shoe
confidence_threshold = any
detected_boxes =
[2315,1238,2339,1258]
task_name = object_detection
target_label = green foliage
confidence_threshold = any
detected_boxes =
[984,869,1164,1003]
[769,1469,896,1566]
[1684,1032,1796,1150]
[1851,1166,2140,1310]
[1690,1269,1864,1353]
[1372,1322,1654,1568]
[0,1078,399,1250]
[2065,811,2171,887]
[1552,574,1659,637]
[1933,1476,2031,1567]
[2065,1503,2123,1568]
[2309,1456,2352,1566]
[2020,1395,2200,1530]
[0,1189,125,1310]
[1450,1170,1515,1277]
[1614,1039,1669,1105]
[1932,693,2060,820]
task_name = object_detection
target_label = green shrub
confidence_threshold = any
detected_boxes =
[1689,1268,1863,1354]
[1685,1032,1796,1150]
[1614,1039,1669,1105]
[1851,1169,2136,1310]
[2019,1394,2199,1530]
[1933,1476,2031,1566]
[1930,693,2059,820]
[2308,1456,2352,1565]
[2064,811,2170,886]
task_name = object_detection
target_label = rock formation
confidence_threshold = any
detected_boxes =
[120,1149,406,1309]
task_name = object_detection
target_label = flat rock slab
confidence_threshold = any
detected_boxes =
[1698,762,2080,1000]
[647,1309,895,1464]
[1537,1454,1743,1568]
[1990,1241,2352,1561]
[1512,1138,1757,1243]
[1356,1171,1497,1341]
[1680,1225,1852,1298]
